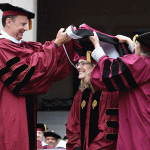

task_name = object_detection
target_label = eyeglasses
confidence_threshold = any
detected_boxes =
[75,61,91,68]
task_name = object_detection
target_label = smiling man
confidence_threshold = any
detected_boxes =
[0,3,80,150]
[44,131,62,148]
[4,15,28,41]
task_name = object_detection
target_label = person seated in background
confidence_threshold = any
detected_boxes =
[37,123,45,149]
[63,124,69,143]
[63,135,68,143]
[44,131,63,148]
[37,123,52,149]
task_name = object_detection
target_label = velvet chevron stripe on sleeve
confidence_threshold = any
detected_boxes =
[106,121,119,129]
[0,57,20,78]
[117,58,138,89]
[105,134,118,141]
[106,108,118,141]
[12,66,35,95]
[112,60,128,92]
[0,57,36,96]
[4,64,28,86]
[102,59,116,92]
[106,108,118,116]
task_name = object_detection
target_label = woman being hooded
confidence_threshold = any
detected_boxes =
[66,37,119,150]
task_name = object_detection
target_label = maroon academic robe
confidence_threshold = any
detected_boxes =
[37,140,53,149]
[90,54,150,150]
[42,145,53,149]
[37,140,43,149]
[66,89,119,150]
[0,38,80,150]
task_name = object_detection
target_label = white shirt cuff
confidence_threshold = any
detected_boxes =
[91,46,106,62]
[128,42,134,53]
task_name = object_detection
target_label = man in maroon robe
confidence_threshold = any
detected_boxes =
[0,3,80,150]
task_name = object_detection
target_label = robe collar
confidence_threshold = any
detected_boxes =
[41,141,48,146]
[0,30,22,44]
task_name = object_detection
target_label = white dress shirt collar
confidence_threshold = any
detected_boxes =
[0,30,22,44]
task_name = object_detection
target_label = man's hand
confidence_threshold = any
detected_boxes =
[54,28,71,47]
[89,31,100,49]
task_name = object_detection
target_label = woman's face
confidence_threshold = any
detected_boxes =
[76,59,94,80]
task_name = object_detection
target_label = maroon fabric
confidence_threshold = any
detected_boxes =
[37,140,43,149]
[0,38,81,150]
[79,56,97,65]
[3,10,28,17]
[90,54,150,150]
[43,145,53,149]
[66,90,119,150]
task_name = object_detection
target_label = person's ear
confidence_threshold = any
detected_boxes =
[6,18,13,28]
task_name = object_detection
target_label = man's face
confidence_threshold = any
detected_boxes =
[37,131,43,142]
[8,15,28,41]
[45,136,58,148]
